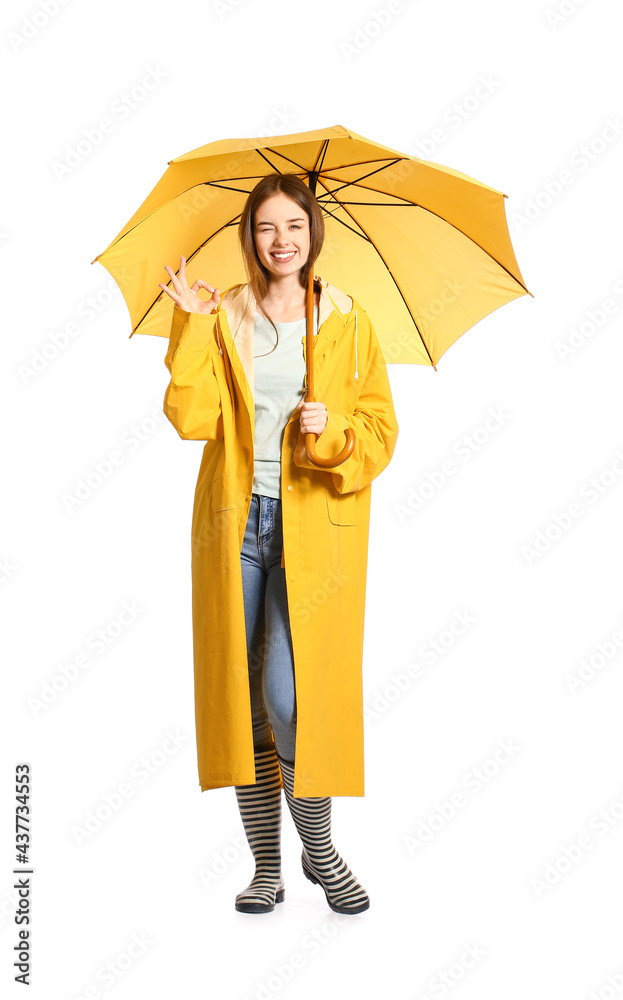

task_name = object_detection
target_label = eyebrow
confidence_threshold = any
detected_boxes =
[255,217,306,226]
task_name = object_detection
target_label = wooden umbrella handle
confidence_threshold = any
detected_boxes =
[304,426,356,467]
[303,270,356,468]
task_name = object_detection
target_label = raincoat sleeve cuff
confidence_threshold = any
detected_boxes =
[164,305,219,370]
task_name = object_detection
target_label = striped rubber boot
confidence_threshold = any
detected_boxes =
[277,755,370,914]
[234,746,285,913]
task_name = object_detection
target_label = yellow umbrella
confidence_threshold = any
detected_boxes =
[92,123,532,463]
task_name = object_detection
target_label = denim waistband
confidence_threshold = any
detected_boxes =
[251,493,281,505]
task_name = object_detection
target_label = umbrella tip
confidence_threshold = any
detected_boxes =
[91,256,99,264]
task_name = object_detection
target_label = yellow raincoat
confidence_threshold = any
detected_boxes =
[163,275,399,797]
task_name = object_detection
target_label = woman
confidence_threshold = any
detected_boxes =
[159,173,399,915]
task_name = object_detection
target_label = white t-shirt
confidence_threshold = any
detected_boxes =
[252,305,320,500]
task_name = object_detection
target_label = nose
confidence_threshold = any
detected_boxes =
[273,227,294,243]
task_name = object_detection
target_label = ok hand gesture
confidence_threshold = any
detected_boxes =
[159,255,220,315]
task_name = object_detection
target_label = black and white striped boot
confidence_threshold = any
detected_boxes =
[277,755,370,915]
[234,746,285,913]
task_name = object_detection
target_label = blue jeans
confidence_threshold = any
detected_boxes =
[240,493,297,762]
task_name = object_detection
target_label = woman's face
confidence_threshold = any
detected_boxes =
[253,192,311,279]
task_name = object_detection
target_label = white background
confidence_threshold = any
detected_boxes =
[3,1,623,998]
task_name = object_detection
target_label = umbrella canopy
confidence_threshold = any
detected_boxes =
[92,123,531,369]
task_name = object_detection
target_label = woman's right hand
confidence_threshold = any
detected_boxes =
[159,255,220,314]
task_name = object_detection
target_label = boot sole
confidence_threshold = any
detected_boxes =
[235,888,285,914]
[302,861,370,914]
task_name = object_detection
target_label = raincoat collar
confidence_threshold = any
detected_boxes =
[214,275,354,404]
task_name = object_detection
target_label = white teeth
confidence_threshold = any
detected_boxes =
[272,252,295,259]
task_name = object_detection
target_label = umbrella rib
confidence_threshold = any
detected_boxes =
[312,158,399,243]
[94,179,257,259]
[319,158,406,198]
[319,171,531,297]
[201,179,271,194]
[313,165,435,366]
[317,174,419,206]
[319,156,412,171]
[318,176,417,206]
[316,200,375,243]
[321,168,530,341]
[132,211,245,332]
[252,138,329,179]
[312,138,331,175]
[254,147,308,175]
[313,166,412,242]
[253,141,331,183]
[320,199,416,207]
[253,146,418,194]
[255,138,333,177]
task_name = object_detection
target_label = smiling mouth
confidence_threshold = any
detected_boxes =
[270,251,296,261]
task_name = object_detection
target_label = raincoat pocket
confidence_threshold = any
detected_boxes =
[325,487,357,525]
[210,474,238,511]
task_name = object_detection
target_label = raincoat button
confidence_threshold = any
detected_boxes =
[287,485,293,491]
